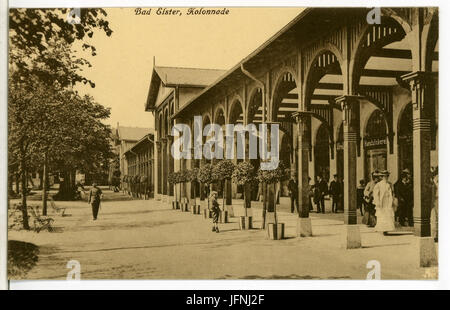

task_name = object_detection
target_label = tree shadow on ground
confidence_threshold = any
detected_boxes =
[8,240,39,279]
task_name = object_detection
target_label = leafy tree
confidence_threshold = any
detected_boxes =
[257,161,289,227]
[197,164,216,209]
[232,162,256,217]
[8,8,113,229]
[9,8,112,88]
[212,160,235,210]
[186,168,199,207]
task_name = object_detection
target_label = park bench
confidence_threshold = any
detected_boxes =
[28,205,54,233]
[49,197,66,216]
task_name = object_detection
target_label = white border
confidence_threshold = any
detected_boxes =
[3,0,450,290]
[0,0,9,291]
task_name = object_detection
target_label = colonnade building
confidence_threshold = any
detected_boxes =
[145,8,438,266]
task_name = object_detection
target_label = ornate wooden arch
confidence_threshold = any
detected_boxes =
[302,45,345,111]
[213,104,226,125]
[246,86,263,124]
[349,16,407,95]
[270,66,299,122]
[228,95,244,124]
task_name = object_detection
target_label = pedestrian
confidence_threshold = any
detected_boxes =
[288,173,299,213]
[363,170,379,226]
[357,179,366,216]
[394,169,413,226]
[316,175,328,213]
[209,191,220,233]
[88,182,103,221]
[308,177,314,211]
[373,170,395,235]
[430,167,438,242]
[329,174,341,213]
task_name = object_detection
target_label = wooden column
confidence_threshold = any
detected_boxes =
[336,95,362,249]
[401,71,437,267]
[293,112,312,237]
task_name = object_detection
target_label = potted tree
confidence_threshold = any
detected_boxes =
[178,169,189,212]
[212,160,235,223]
[257,161,289,240]
[197,163,215,219]
[232,162,256,230]
[168,172,178,209]
[140,175,148,200]
[187,167,201,214]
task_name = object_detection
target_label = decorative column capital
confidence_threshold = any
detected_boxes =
[291,111,312,123]
[401,71,435,87]
[401,71,436,111]
[335,95,363,111]
[335,95,363,126]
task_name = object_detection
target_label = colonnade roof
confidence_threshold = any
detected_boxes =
[171,8,368,120]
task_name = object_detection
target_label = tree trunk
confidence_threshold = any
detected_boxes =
[15,173,20,194]
[56,170,76,200]
[261,181,267,229]
[39,170,43,190]
[193,181,197,206]
[8,173,13,196]
[42,152,48,216]
[222,180,225,211]
[244,183,251,217]
[20,157,30,230]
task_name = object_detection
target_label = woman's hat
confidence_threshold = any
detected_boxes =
[379,170,390,176]
[209,191,218,197]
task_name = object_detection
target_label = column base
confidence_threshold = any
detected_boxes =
[415,237,438,267]
[225,205,234,217]
[265,212,276,227]
[297,217,312,237]
[155,194,161,201]
[344,225,361,249]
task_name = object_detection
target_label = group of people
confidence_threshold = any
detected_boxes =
[360,167,438,239]
[288,174,343,214]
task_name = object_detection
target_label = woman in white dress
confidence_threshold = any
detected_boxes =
[373,170,396,235]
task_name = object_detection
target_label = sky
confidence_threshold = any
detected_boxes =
[75,7,304,129]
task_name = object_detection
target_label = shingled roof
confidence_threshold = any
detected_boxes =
[145,66,226,111]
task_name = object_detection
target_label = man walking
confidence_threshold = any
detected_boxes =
[316,175,328,213]
[394,169,413,226]
[88,182,103,221]
[288,173,299,213]
[329,174,341,213]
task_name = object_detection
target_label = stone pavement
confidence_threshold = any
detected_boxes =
[8,190,438,280]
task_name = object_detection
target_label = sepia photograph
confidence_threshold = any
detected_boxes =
[4,4,440,284]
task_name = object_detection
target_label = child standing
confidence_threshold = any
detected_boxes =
[209,191,220,233]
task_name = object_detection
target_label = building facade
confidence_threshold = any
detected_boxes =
[123,132,155,198]
[145,65,225,202]
[146,8,438,266]
[112,125,153,188]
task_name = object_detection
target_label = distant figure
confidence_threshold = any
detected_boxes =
[357,179,366,216]
[329,174,341,213]
[76,181,85,200]
[315,175,328,213]
[394,169,413,226]
[88,183,103,221]
[363,170,379,227]
[288,174,299,214]
[430,167,438,242]
[373,170,395,235]
[209,191,220,233]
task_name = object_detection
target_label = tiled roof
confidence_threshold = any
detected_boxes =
[117,126,153,142]
[145,66,226,111]
[154,66,226,87]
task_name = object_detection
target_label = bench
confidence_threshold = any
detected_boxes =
[28,205,54,233]
[49,197,66,216]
